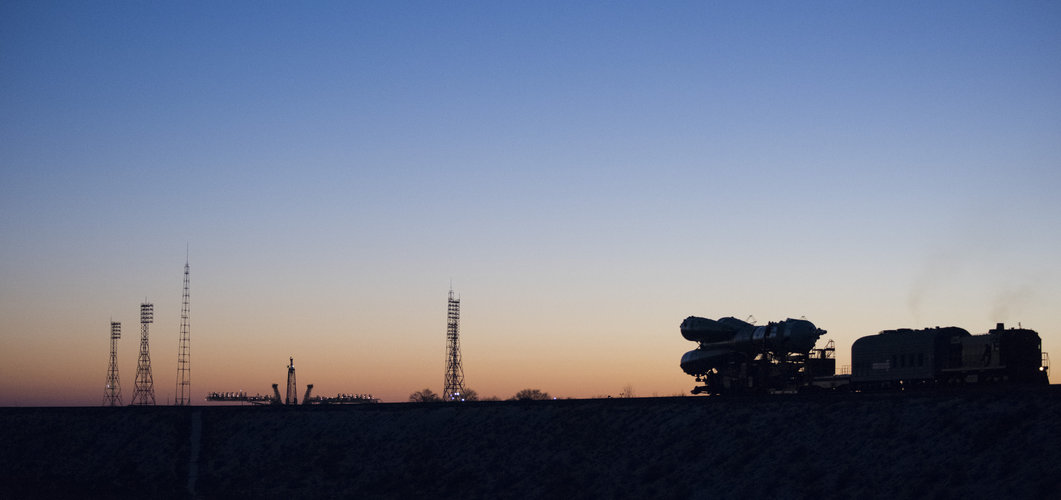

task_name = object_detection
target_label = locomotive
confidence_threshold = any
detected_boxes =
[850,323,1049,390]
[680,317,1050,395]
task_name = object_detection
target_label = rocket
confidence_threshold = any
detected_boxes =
[679,316,826,376]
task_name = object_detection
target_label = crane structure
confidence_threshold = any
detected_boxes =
[131,302,156,405]
[442,288,465,401]
[103,321,122,406]
[175,257,191,406]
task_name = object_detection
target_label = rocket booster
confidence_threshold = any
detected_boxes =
[679,316,826,376]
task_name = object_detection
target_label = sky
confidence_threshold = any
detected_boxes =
[1,2,1059,405]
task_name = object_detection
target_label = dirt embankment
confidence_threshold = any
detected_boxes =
[2,387,1059,499]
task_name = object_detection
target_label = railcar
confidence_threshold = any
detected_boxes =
[680,318,1050,394]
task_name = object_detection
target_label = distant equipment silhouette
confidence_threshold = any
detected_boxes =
[680,316,1050,394]
[103,321,122,406]
[175,256,191,406]
[206,357,378,405]
[131,302,156,405]
[285,357,298,405]
[442,288,465,401]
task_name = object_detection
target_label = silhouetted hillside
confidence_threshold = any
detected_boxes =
[2,387,1059,498]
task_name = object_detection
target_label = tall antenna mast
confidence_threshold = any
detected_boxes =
[175,254,191,405]
[131,302,156,405]
[103,321,122,406]
[442,288,465,401]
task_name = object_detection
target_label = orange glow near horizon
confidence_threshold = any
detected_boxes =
[2,2,1059,407]
[1,285,1056,407]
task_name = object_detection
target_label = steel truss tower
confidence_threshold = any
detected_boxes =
[175,258,191,406]
[103,321,122,406]
[442,289,465,401]
[131,302,156,405]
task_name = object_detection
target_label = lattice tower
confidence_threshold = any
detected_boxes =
[175,258,191,405]
[103,321,122,406]
[442,289,465,401]
[131,302,156,405]
[286,357,297,405]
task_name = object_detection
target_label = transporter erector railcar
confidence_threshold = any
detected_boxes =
[680,317,1050,394]
[679,316,836,395]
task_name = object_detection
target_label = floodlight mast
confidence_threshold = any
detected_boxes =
[442,288,465,401]
[103,321,123,406]
[131,302,156,405]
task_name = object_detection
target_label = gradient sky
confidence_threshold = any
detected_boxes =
[2,2,1059,405]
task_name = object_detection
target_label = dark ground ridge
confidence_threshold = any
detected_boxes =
[2,386,1059,499]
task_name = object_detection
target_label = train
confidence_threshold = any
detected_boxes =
[679,316,1050,395]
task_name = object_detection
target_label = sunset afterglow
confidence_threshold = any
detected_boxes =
[2,2,1059,406]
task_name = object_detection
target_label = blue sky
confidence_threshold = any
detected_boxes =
[2,2,1059,404]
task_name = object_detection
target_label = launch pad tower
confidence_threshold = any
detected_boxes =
[286,357,297,405]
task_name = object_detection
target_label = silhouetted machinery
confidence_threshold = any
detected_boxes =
[206,357,380,404]
[680,316,833,395]
[850,323,1050,390]
[680,317,1050,394]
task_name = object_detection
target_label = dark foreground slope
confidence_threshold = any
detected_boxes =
[2,387,1059,499]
